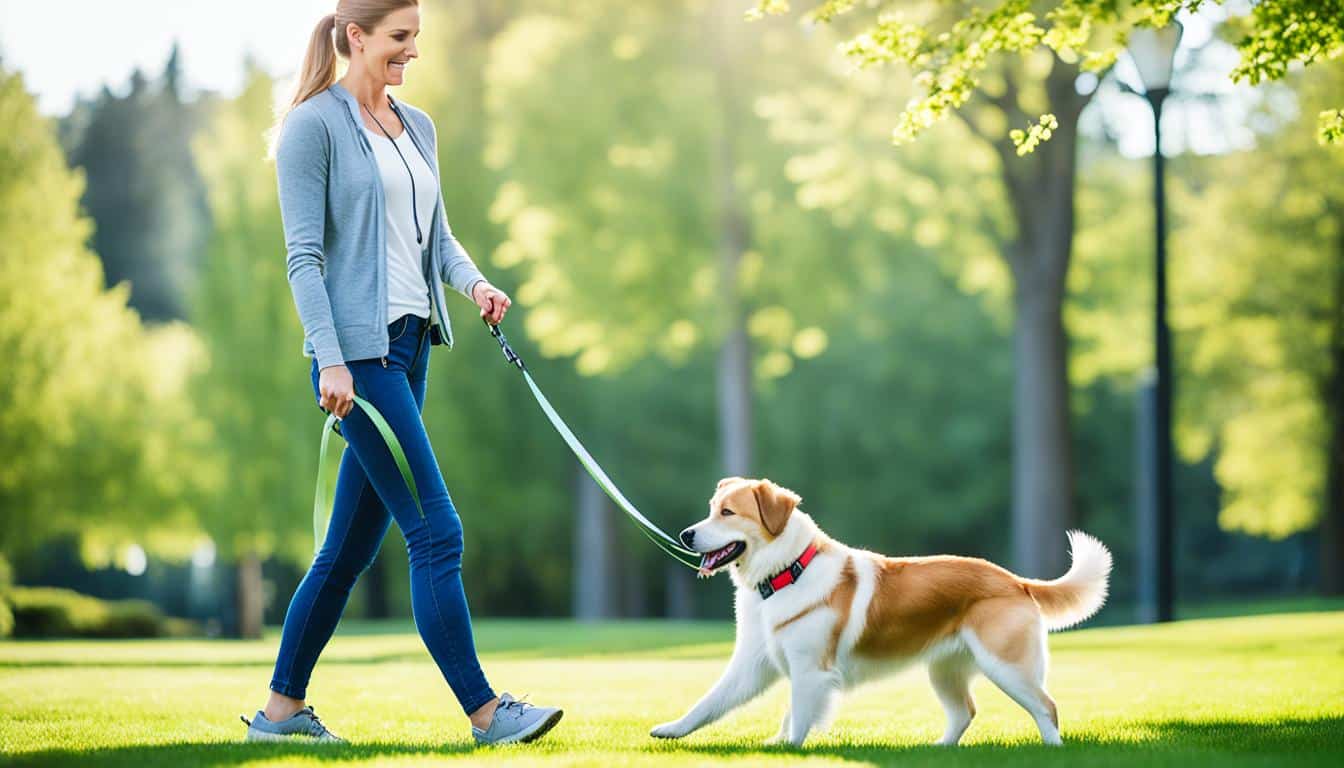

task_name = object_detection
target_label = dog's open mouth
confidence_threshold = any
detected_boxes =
[697,541,746,576]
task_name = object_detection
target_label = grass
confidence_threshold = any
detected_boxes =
[1,610,1341,766]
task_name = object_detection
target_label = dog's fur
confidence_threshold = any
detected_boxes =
[649,476,1112,747]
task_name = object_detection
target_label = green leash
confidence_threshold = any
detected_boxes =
[312,393,422,554]
[482,317,701,570]
[310,320,702,570]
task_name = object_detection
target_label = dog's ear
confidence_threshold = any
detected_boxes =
[752,478,801,537]
[716,476,746,490]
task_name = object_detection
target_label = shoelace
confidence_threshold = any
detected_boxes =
[497,693,533,720]
[302,707,340,739]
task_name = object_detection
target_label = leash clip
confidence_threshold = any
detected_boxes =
[486,317,526,370]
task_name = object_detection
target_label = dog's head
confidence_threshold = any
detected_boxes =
[680,477,802,577]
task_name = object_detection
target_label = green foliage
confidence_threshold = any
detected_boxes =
[1321,108,1344,145]
[483,1,850,379]
[1066,65,1344,539]
[0,64,209,566]
[749,0,1344,146]
[1009,112,1058,155]
[188,62,328,567]
[5,585,200,638]
[1167,65,1344,536]
[1230,0,1344,86]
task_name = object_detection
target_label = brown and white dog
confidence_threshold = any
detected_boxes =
[649,476,1112,747]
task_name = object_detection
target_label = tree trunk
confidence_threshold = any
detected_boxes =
[573,461,619,619]
[235,550,264,639]
[1011,281,1076,578]
[677,0,758,619]
[1321,234,1344,595]
[991,62,1090,579]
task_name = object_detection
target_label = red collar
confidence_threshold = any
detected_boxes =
[756,542,819,599]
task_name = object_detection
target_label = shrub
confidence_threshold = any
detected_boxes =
[0,599,12,639]
[0,555,12,638]
[6,586,201,638]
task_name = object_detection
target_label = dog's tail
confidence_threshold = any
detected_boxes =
[1017,530,1112,631]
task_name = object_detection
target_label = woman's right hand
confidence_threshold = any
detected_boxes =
[318,364,356,419]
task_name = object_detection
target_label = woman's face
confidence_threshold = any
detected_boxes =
[351,6,420,87]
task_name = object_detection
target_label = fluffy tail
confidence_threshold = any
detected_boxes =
[1018,530,1113,631]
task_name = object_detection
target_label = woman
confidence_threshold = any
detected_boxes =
[240,0,562,746]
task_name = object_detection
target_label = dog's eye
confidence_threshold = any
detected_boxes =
[720,508,735,516]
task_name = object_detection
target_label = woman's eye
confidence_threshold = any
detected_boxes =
[720,508,735,516]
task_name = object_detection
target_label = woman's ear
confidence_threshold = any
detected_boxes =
[751,478,801,537]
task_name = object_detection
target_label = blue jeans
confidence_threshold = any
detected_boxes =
[269,312,496,716]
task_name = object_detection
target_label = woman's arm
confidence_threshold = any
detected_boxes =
[276,105,345,369]
[425,117,488,301]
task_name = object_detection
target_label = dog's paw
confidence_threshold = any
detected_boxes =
[649,721,688,739]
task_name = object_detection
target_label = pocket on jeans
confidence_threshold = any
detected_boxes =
[388,315,410,342]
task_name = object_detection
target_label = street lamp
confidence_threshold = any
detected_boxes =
[1128,20,1182,624]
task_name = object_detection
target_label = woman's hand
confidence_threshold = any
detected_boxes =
[472,281,512,325]
[318,364,356,419]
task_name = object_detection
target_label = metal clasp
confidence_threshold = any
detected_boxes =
[486,317,526,370]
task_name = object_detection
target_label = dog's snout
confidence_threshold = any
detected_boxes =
[680,528,695,548]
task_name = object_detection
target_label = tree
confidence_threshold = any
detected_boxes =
[62,46,211,322]
[748,0,1344,146]
[480,0,862,610]
[746,0,1344,577]
[0,61,213,572]
[1167,66,1344,593]
[191,60,325,637]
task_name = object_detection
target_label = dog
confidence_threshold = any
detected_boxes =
[649,476,1112,747]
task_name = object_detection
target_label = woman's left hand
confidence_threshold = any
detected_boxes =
[472,281,512,325]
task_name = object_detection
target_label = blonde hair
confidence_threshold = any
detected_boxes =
[263,0,418,161]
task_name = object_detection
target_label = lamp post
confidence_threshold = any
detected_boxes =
[1129,21,1182,623]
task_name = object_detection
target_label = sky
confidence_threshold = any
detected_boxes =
[0,1,1257,157]
[0,0,333,116]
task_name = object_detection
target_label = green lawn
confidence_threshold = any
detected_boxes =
[2,611,1341,766]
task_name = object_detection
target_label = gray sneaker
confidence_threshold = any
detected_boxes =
[472,692,563,745]
[240,705,347,743]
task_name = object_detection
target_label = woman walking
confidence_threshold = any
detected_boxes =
[240,0,562,746]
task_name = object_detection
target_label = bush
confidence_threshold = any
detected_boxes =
[0,599,12,639]
[6,586,201,638]
[0,555,12,638]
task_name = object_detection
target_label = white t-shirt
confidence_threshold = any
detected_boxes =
[364,124,436,324]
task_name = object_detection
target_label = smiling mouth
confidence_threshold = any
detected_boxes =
[697,541,746,577]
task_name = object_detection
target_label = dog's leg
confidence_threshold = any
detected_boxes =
[763,707,790,745]
[783,658,841,746]
[649,646,778,739]
[927,652,977,745]
[964,624,1061,745]
[651,593,779,739]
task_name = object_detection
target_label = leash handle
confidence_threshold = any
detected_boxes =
[485,316,525,370]
[314,393,424,554]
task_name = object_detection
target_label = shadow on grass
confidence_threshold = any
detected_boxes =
[9,716,1343,767]
[6,740,477,768]
[0,620,736,668]
[658,715,1344,767]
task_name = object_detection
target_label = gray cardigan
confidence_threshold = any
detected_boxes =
[275,81,487,369]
